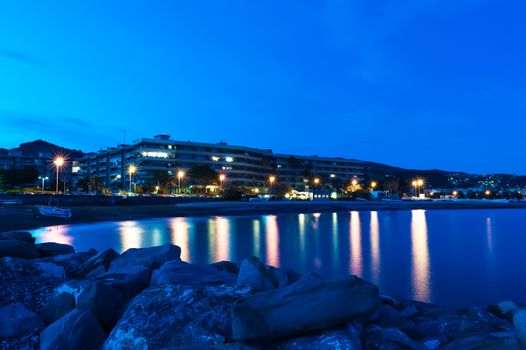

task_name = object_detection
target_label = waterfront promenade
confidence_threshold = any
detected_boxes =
[2,199,526,232]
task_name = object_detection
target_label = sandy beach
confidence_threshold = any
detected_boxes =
[2,199,526,232]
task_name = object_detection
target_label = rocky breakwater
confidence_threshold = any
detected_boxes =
[0,231,525,349]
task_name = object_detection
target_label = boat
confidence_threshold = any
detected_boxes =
[36,197,72,218]
[0,199,22,205]
[37,205,72,218]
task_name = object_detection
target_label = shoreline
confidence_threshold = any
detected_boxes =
[2,200,526,232]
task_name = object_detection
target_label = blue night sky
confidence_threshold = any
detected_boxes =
[1,1,525,174]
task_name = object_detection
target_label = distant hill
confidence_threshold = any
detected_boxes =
[10,140,84,158]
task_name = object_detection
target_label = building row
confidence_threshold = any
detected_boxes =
[77,135,364,192]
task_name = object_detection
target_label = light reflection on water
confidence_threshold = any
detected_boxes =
[31,209,526,307]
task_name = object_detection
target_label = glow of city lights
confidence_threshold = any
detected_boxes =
[417,179,424,186]
[128,165,137,174]
[371,181,377,189]
[453,191,458,196]
[219,174,226,181]
[412,180,417,187]
[269,175,276,184]
[485,190,491,196]
[53,156,65,167]
[177,170,185,179]
[351,179,358,186]
[314,178,320,185]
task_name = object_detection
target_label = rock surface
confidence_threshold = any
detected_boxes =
[108,244,181,271]
[40,309,106,350]
[36,242,75,257]
[151,260,237,286]
[40,292,76,325]
[72,248,119,278]
[0,231,35,244]
[232,273,379,341]
[237,257,278,291]
[77,282,126,332]
[105,284,253,349]
[95,265,152,298]
[0,303,45,338]
[0,239,39,259]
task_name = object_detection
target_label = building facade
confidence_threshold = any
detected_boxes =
[77,135,364,192]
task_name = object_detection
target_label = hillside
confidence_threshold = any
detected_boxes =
[11,140,84,158]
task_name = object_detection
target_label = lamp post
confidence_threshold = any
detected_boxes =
[38,176,49,194]
[53,157,64,195]
[370,181,377,192]
[412,180,418,197]
[219,174,226,190]
[351,179,358,192]
[177,170,185,194]
[128,165,136,193]
[417,179,424,197]
[313,177,320,197]
[269,175,276,194]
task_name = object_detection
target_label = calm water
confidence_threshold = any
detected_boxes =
[31,209,526,307]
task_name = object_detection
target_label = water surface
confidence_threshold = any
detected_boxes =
[31,209,526,307]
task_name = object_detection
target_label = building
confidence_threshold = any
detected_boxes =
[77,135,364,192]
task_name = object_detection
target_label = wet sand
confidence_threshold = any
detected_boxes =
[1,200,526,232]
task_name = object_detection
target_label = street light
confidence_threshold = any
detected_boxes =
[38,176,49,194]
[453,191,458,197]
[177,170,185,194]
[128,165,136,193]
[351,179,358,192]
[53,157,64,194]
[412,180,418,197]
[219,174,226,190]
[269,175,276,194]
[370,181,377,191]
[485,190,491,197]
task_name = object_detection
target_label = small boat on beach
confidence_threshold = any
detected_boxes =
[36,197,72,218]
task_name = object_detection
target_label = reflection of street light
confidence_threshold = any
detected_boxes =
[53,157,64,194]
[219,174,226,189]
[128,165,136,193]
[177,170,185,194]
[38,176,49,194]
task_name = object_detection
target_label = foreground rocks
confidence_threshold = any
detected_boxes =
[1,235,525,349]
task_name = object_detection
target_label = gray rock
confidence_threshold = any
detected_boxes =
[273,322,363,349]
[237,257,278,291]
[95,265,152,298]
[513,309,526,347]
[151,260,237,286]
[108,244,181,271]
[43,249,98,277]
[410,313,490,341]
[40,292,76,325]
[267,266,301,288]
[40,309,106,350]
[104,284,253,350]
[0,257,66,278]
[0,303,45,338]
[55,279,93,303]
[0,231,35,244]
[441,334,520,350]
[232,274,379,341]
[36,242,75,257]
[77,282,126,332]
[489,301,520,321]
[72,248,119,278]
[364,325,427,350]
[0,239,39,259]
[210,260,240,274]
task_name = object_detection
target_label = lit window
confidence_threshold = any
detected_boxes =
[277,164,282,168]
[225,156,234,163]
[330,174,336,178]
[168,145,173,149]
[72,166,80,173]
[141,152,168,158]
[211,156,220,161]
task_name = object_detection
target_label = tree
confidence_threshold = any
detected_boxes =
[188,165,218,194]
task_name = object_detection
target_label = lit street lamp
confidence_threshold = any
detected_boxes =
[177,170,185,194]
[53,157,64,194]
[417,179,424,197]
[412,180,418,197]
[370,181,377,191]
[38,176,49,194]
[219,174,226,190]
[128,165,136,193]
[269,175,276,193]
[351,179,358,192]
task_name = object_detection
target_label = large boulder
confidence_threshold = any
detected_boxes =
[513,309,526,347]
[0,231,35,244]
[77,282,126,332]
[267,266,301,288]
[237,257,278,291]
[210,260,240,274]
[43,249,98,276]
[40,292,76,325]
[104,284,253,349]
[0,239,38,259]
[273,322,363,350]
[36,242,75,257]
[151,260,237,286]
[0,257,66,279]
[72,248,119,278]
[232,273,379,341]
[40,309,106,350]
[489,301,520,321]
[108,244,181,271]
[364,325,427,350]
[0,303,45,338]
[95,265,152,298]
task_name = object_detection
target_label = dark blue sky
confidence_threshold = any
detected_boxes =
[1,1,525,173]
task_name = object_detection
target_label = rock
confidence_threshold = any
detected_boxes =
[77,282,126,332]
[441,334,520,350]
[0,257,66,279]
[210,260,240,274]
[237,257,278,291]
[410,313,490,341]
[513,309,526,347]
[40,309,106,350]
[44,249,98,277]
[36,242,75,257]
[0,303,45,338]
[364,325,427,350]
[151,260,237,286]
[108,244,181,271]
[381,294,410,311]
[489,301,520,321]
[40,292,76,325]
[273,322,363,349]
[0,231,35,244]
[0,239,39,259]
[267,266,301,288]
[373,304,416,332]
[95,265,152,298]
[55,279,93,303]
[104,284,253,349]
[72,248,119,278]
[232,274,379,341]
